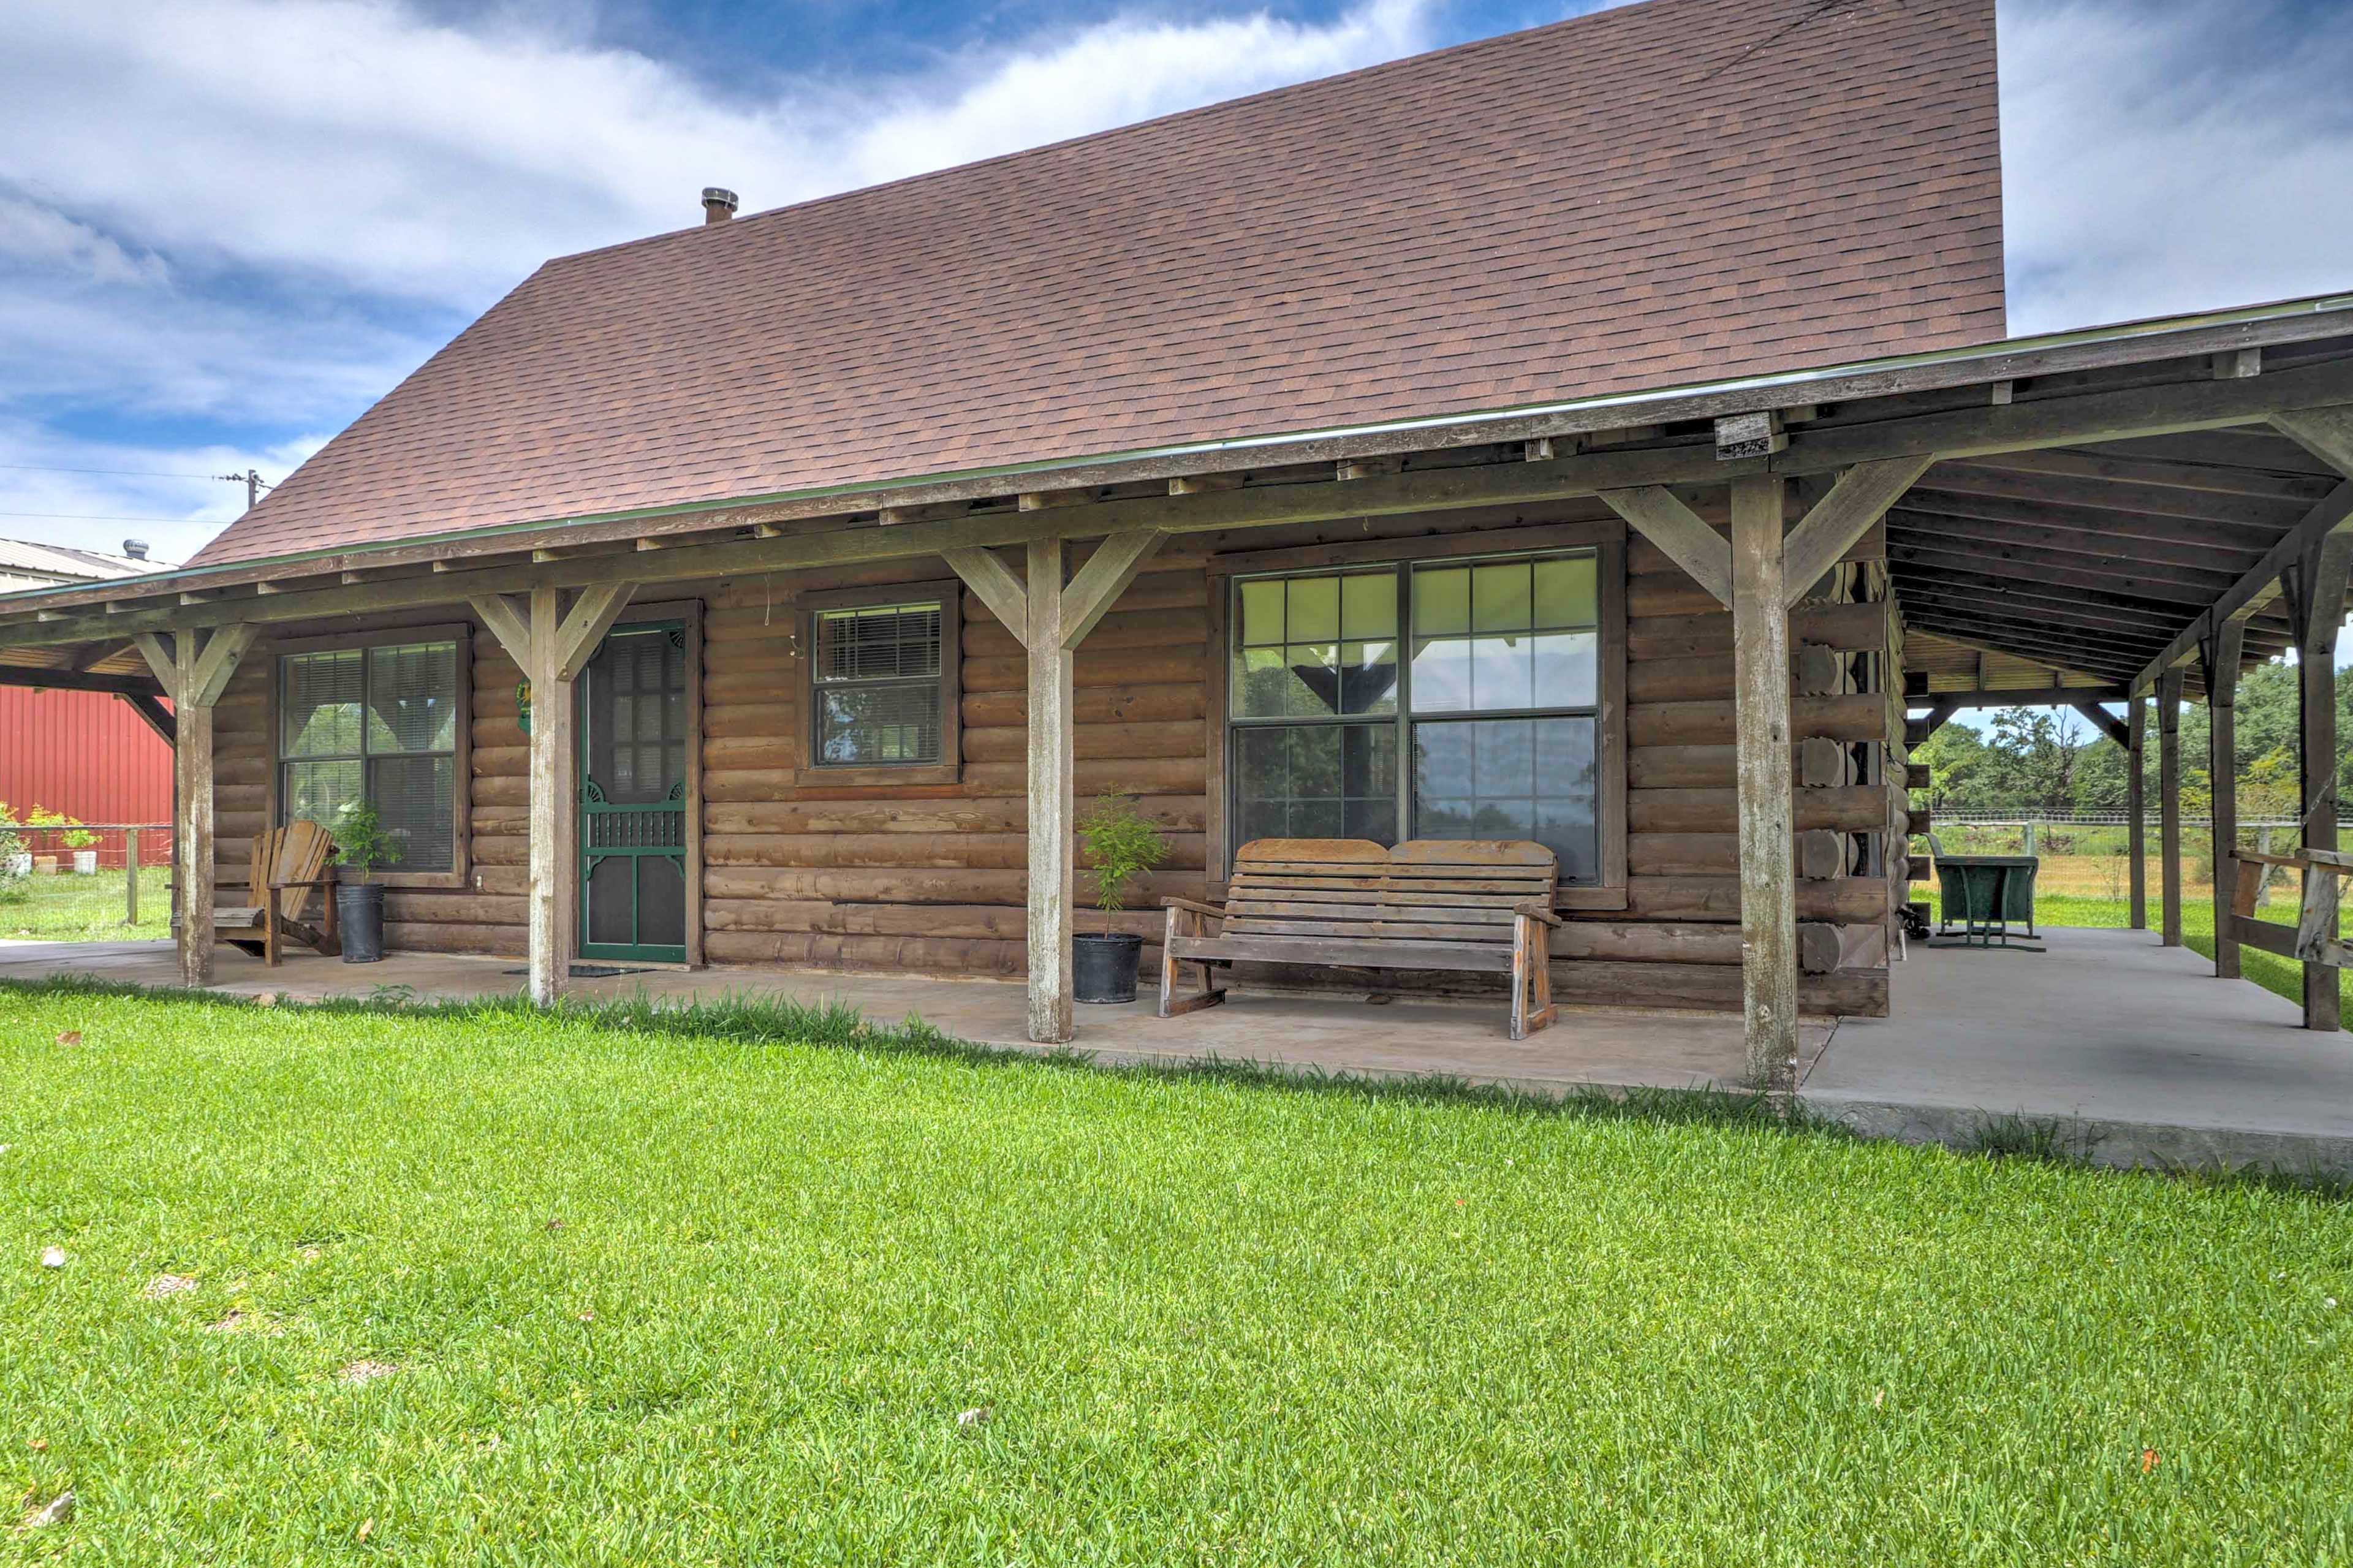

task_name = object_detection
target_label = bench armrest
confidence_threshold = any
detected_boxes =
[1514,901,1563,927]
[1161,896,1227,920]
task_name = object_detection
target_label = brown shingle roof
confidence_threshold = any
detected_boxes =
[192,0,2004,567]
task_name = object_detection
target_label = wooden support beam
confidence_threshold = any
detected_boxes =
[1903,697,1963,749]
[1025,537,1074,1045]
[1729,474,1797,1091]
[0,665,169,697]
[1058,530,1167,651]
[1779,456,1933,608]
[468,595,532,667]
[2203,619,2247,978]
[2072,701,2130,750]
[2273,406,2353,477]
[2158,667,2184,947]
[132,632,176,691]
[944,533,1159,1042]
[524,585,579,1009]
[1907,684,2128,712]
[942,548,1029,637]
[2286,529,2353,1029]
[2125,478,2353,696]
[1716,410,1784,460]
[2128,697,2146,930]
[118,691,176,747]
[1598,487,1732,607]
[552,583,635,682]
[165,632,217,988]
[184,623,257,709]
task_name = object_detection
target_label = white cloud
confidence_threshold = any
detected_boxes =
[0,0,1439,559]
[2001,0,2353,334]
[0,194,168,287]
[1,0,1435,307]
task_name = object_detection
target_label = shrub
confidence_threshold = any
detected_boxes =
[1077,792,1168,932]
[327,801,403,882]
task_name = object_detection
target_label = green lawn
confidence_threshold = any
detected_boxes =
[0,868,169,942]
[2,987,2349,1562]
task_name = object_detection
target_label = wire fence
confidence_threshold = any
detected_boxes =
[0,824,175,938]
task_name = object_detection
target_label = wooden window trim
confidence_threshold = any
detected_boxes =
[800,577,962,788]
[264,621,473,892]
[1204,523,1628,911]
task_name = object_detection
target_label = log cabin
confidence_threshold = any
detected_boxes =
[7,0,2353,1086]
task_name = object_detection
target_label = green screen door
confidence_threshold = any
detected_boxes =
[578,622,689,963]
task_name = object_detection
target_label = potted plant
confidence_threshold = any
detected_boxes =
[327,801,402,963]
[1074,792,1168,1005]
[55,814,98,876]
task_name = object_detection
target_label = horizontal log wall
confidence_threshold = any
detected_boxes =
[207,498,1892,1016]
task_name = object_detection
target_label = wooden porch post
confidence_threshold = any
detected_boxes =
[2127,697,2146,930]
[2287,534,2352,1030]
[175,666,214,987]
[946,528,1167,1045]
[1024,538,1075,1043]
[472,585,634,1006]
[1729,474,1797,1090]
[136,625,257,988]
[1604,458,1927,1089]
[527,586,577,1007]
[2204,621,2246,978]
[2158,668,2183,947]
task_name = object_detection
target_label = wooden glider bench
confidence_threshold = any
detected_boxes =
[1158,838,1561,1039]
[175,819,343,966]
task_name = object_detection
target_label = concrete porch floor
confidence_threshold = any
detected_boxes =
[4,927,2348,1172]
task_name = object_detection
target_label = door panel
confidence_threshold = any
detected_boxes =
[579,623,690,962]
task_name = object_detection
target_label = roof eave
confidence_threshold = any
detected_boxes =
[9,286,2352,621]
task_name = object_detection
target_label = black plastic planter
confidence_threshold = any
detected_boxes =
[336,882,387,963]
[1073,932,1143,1004]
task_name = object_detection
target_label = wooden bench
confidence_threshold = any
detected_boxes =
[211,820,343,966]
[1158,838,1560,1039]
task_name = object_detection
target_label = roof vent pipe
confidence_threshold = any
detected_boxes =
[702,187,738,225]
[122,539,148,561]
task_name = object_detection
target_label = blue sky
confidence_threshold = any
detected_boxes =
[3,0,2352,584]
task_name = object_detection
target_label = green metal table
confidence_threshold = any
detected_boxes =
[1936,854,2039,944]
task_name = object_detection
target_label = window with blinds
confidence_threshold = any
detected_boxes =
[280,639,459,872]
[811,600,944,767]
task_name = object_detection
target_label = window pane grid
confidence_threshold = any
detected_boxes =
[279,640,458,872]
[1231,550,1603,885]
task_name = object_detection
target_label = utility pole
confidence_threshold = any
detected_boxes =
[213,468,268,510]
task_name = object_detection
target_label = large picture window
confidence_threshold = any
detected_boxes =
[1226,543,1612,889]
[279,638,461,873]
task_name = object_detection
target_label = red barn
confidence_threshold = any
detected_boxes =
[0,540,176,851]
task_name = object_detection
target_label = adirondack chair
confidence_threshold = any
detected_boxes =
[218,820,343,965]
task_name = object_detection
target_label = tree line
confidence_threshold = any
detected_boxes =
[1914,658,2353,820]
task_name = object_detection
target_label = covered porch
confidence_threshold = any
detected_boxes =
[5,297,2353,1090]
[7,923,2347,1173]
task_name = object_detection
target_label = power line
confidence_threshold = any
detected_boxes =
[0,461,227,480]
[0,510,219,523]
